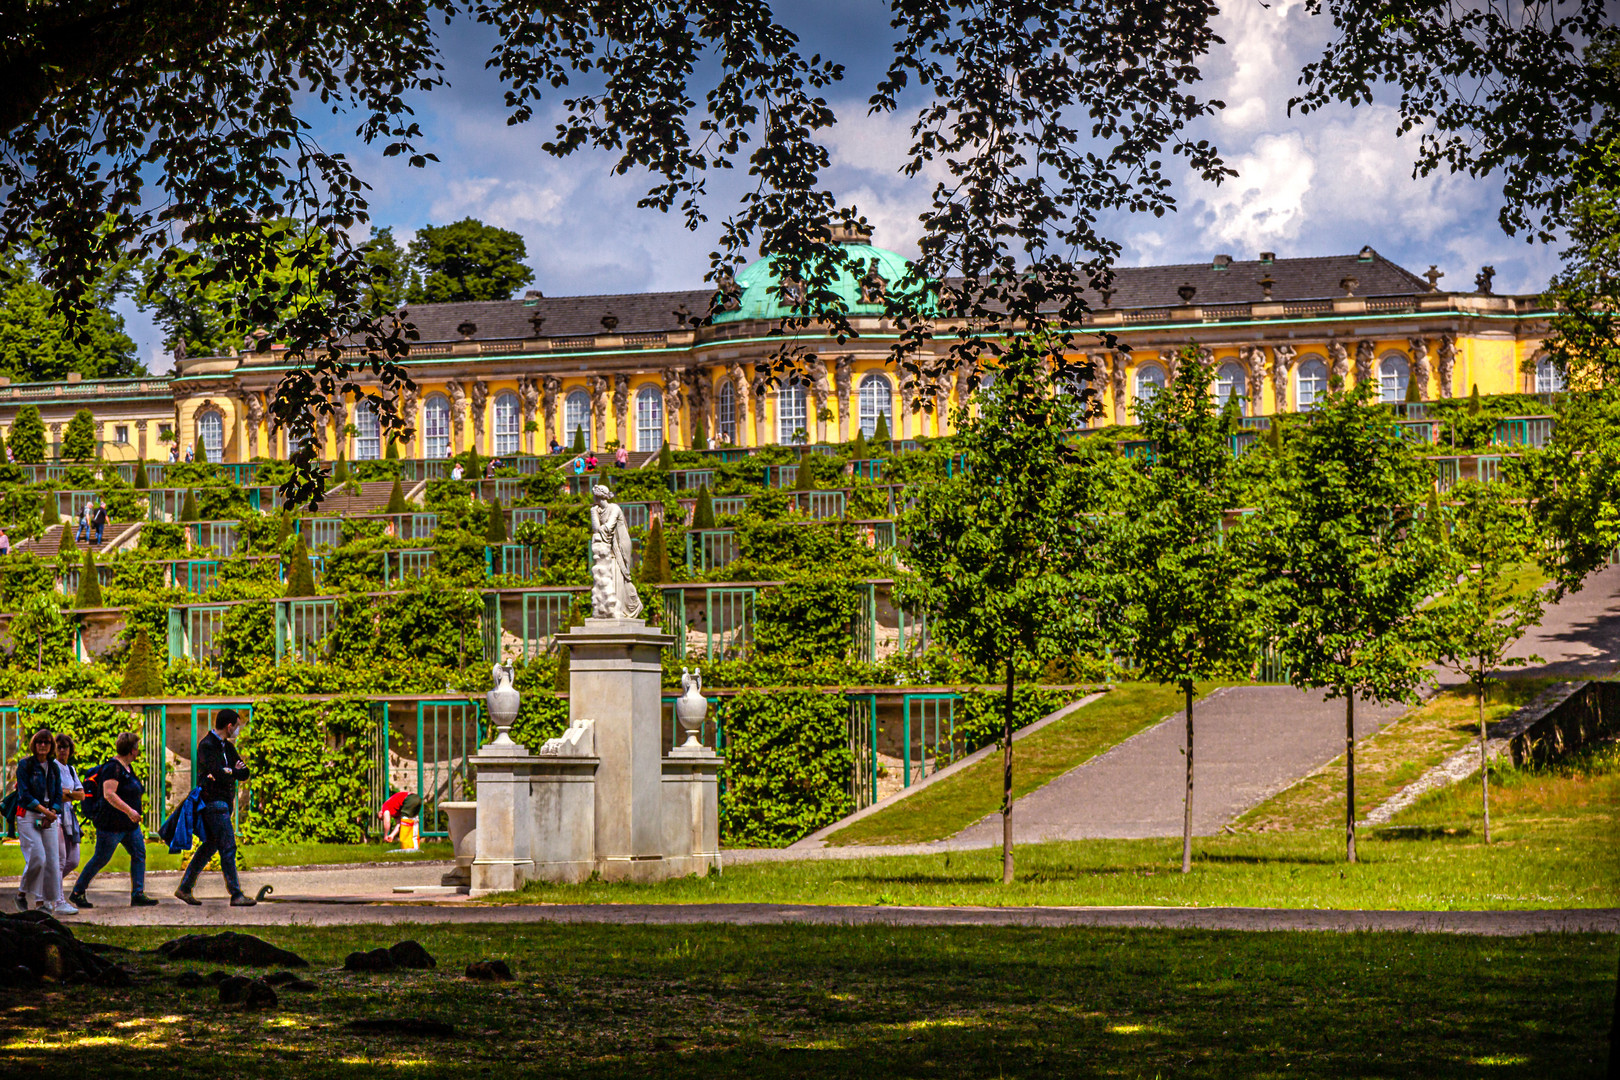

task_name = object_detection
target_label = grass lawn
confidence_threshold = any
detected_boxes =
[496,737,1620,910]
[0,839,453,876]
[40,922,1614,1079]
[827,682,1217,846]
[1238,677,1563,832]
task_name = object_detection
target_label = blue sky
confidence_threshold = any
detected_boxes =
[119,1,1563,370]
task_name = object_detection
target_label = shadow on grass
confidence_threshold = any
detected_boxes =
[1369,825,1475,841]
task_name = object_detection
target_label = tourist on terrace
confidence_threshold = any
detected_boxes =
[615,444,629,469]
[15,729,74,915]
[486,458,501,478]
[450,461,465,481]
[68,731,158,909]
[0,528,11,556]
[174,709,256,907]
[585,451,598,472]
[74,502,90,543]
[54,734,84,889]
[91,502,109,545]
[377,789,422,843]
[549,437,561,455]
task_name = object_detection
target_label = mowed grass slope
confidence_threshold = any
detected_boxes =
[827,682,1215,846]
[502,737,1620,909]
[51,922,1615,1080]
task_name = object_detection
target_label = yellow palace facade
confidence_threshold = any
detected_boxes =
[0,236,1556,462]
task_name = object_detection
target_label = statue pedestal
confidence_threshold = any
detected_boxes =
[468,751,540,897]
[662,746,723,877]
[562,617,674,882]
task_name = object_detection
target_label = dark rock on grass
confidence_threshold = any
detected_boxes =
[205,970,232,985]
[174,970,207,988]
[387,940,436,969]
[0,910,115,983]
[219,975,278,1009]
[93,964,133,988]
[464,960,513,982]
[283,978,318,992]
[346,1018,456,1037]
[156,932,308,968]
[263,970,305,986]
[344,948,397,972]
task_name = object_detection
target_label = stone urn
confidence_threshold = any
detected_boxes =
[674,667,708,749]
[485,660,522,751]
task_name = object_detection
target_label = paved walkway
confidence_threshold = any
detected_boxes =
[65,899,1620,935]
[1502,562,1620,679]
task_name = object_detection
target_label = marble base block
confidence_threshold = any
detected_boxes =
[662,748,723,878]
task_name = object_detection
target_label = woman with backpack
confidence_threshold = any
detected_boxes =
[68,731,158,908]
[15,729,74,915]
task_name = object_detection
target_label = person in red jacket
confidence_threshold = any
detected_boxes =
[377,790,421,843]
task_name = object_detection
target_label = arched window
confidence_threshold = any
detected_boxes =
[1296,357,1329,410]
[777,379,808,444]
[563,390,592,450]
[1379,354,1410,404]
[1535,355,1566,394]
[423,394,451,458]
[353,399,381,460]
[493,391,520,456]
[715,380,736,443]
[1215,363,1247,414]
[1133,363,1166,411]
[196,410,224,463]
[635,384,664,452]
[857,373,893,438]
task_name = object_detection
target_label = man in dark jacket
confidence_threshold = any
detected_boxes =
[91,501,109,545]
[174,709,256,906]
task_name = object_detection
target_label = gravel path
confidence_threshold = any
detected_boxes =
[66,899,1620,935]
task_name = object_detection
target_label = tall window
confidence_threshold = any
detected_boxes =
[715,380,736,442]
[635,384,664,452]
[857,373,893,438]
[1215,363,1247,414]
[196,410,224,463]
[564,390,592,450]
[1297,357,1328,410]
[353,400,381,460]
[1535,355,1566,394]
[423,394,450,458]
[493,391,520,455]
[777,380,808,444]
[1379,354,1410,403]
[1133,363,1166,412]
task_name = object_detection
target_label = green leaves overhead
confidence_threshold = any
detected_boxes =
[406,219,534,305]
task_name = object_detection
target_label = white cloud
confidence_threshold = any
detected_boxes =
[1196,131,1316,254]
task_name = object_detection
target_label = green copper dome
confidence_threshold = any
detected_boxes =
[710,232,927,324]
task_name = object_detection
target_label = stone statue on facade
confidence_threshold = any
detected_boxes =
[750,370,770,447]
[1328,341,1350,385]
[834,356,853,442]
[858,258,887,304]
[1271,344,1297,413]
[612,374,631,448]
[1355,340,1376,387]
[590,485,644,620]
[447,380,467,447]
[1110,351,1129,425]
[1408,337,1431,399]
[1436,333,1457,399]
[1238,344,1266,416]
[954,358,977,421]
[241,392,265,458]
[687,367,710,440]
[727,361,750,443]
[587,374,609,449]
[1474,265,1495,295]
[810,358,832,442]
[530,376,551,452]
[470,378,489,444]
[714,266,742,312]
[897,367,916,440]
[663,368,683,446]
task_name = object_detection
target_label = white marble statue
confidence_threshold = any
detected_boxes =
[590,484,643,619]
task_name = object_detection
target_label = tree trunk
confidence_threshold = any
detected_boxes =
[1182,679,1194,874]
[1345,694,1357,864]
[1002,656,1015,885]
[1479,680,1491,845]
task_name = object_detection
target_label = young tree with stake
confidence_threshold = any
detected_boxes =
[1258,380,1446,863]
[1423,480,1545,844]
[1106,345,1256,873]
[900,341,1096,884]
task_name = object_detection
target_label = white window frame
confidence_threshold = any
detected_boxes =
[1535,356,1566,394]
[715,380,736,442]
[1379,354,1410,404]
[635,384,664,452]
[564,390,592,450]
[353,400,381,460]
[777,380,808,444]
[1214,363,1247,414]
[493,391,520,456]
[1133,363,1167,410]
[423,394,451,459]
[857,373,893,438]
[1297,357,1328,411]
[197,410,224,463]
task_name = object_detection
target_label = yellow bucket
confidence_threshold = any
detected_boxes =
[398,817,419,851]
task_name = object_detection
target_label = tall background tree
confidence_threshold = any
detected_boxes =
[8,406,46,464]
[1105,346,1256,873]
[0,252,140,383]
[1258,381,1446,863]
[899,342,1094,884]
[61,409,97,461]
[406,219,534,304]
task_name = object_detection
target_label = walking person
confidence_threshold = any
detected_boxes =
[74,501,90,542]
[54,734,84,891]
[614,444,629,469]
[16,730,75,915]
[91,501,109,545]
[68,731,158,909]
[174,709,256,906]
[0,527,10,556]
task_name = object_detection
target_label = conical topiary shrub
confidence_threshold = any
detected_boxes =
[1404,370,1421,405]
[178,487,199,523]
[74,548,102,609]
[691,418,709,452]
[571,427,586,454]
[57,519,76,554]
[1468,383,1481,415]
[40,490,58,527]
[119,629,162,697]
[333,453,349,483]
[1267,420,1283,454]
[133,459,149,490]
[872,412,891,445]
[385,438,400,460]
[285,535,317,597]
[794,457,814,491]
[639,518,669,585]
[693,485,716,529]
[385,478,408,513]
[657,442,674,471]
[275,509,293,547]
[851,427,868,460]
[485,497,507,544]
[193,439,207,465]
